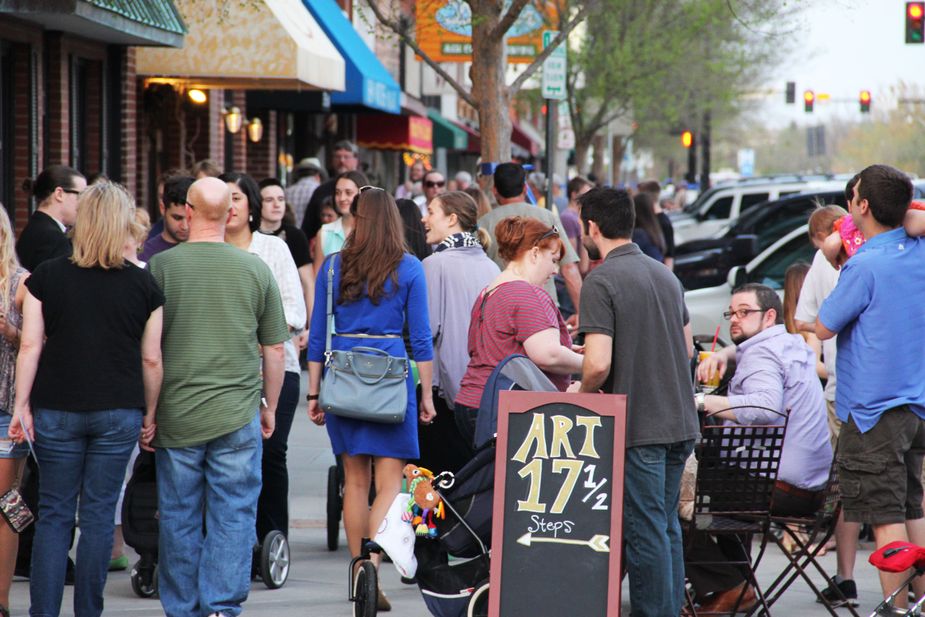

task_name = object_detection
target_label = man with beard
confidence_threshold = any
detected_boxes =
[689,283,832,612]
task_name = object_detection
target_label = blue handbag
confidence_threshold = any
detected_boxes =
[318,256,408,424]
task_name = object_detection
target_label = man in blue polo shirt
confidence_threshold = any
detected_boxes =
[817,164,925,607]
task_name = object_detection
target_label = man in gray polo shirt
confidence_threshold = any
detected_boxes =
[478,163,581,321]
[576,187,698,617]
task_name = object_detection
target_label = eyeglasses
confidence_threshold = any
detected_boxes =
[722,308,767,321]
[424,180,446,189]
[359,185,383,193]
[62,189,82,196]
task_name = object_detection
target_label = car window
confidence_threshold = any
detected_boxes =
[779,190,802,198]
[740,193,769,211]
[747,234,816,289]
[754,204,814,251]
[703,196,733,220]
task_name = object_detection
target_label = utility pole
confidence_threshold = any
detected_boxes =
[699,110,711,190]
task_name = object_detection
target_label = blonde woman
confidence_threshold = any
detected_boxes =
[9,183,164,617]
[0,206,28,617]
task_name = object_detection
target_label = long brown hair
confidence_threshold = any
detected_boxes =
[632,192,666,254]
[338,188,406,305]
[783,261,810,334]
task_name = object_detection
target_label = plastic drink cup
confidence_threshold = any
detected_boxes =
[698,351,721,389]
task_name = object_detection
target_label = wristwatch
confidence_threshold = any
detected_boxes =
[306,393,319,402]
[695,392,705,413]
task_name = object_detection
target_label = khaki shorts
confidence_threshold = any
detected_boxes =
[838,406,925,525]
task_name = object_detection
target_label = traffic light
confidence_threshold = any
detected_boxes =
[859,90,871,113]
[803,90,815,113]
[908,2,924,43]
[681,130,694,148]
[785,82,795,104]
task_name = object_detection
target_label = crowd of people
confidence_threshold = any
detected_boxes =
[1,149,922,617]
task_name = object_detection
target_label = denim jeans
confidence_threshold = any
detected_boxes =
[256,371,298,540]
[156,414,262,617]
[29,407,142,617]
[623,439,695,617]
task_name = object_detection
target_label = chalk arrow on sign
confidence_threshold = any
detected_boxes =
[516,532,610,553]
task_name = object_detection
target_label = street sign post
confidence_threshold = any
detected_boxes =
[542,31,567,207]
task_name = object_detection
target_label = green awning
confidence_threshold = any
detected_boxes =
[428,108,468,151]
[86,0,186,35]
[0,0,185,47]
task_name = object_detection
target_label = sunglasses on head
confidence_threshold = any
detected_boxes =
[424,180,446,189]
[537,226,559,242]
[359,185,383,193]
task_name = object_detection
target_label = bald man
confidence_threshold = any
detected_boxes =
[147,177,289,617]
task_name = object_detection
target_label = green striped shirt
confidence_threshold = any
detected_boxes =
[148,242,289,448]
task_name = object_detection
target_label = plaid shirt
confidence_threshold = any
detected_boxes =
[285,177,320,228]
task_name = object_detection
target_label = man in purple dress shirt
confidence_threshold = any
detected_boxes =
[689,283,832,612]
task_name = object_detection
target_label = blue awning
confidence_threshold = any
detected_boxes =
[304,0,401,114]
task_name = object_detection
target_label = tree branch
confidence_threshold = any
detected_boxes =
[508,1,595,96]
[492,0,532,39]
[362,0,479,109]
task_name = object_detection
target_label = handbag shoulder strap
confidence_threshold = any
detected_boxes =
[325,254,336,356]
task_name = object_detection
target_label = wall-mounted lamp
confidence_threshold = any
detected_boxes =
[246,117,263,143]
[223,106,243,134]
[188,88,208,104]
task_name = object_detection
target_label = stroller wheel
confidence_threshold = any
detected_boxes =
[326,464,342,550]
[353,560,378,617]
[467,580,489,617]
[130,560,158,598]
[259,530,290,589]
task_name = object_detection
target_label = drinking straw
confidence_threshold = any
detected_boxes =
[710,325,720,352]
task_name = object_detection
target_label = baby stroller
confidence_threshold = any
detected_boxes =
[121,451,291,598]
[121,450,160,598]
[868,541,925,616]
[413,354,557,617]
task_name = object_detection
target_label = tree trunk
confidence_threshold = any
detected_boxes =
[591,134,605,182]
[611,135,625,186]
[574,136,591,175]
[470,0,511,163]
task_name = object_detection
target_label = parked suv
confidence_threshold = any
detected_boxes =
[684,224,817,343]
[669,176,843,244]
[673,188,847,290]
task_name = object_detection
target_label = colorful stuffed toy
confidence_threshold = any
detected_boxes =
[401,464,445,538]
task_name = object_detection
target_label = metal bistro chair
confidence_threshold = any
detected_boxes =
[758,454,859,617]
[685,406,789,617]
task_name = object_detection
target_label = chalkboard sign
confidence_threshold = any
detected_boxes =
[489,391,626,617]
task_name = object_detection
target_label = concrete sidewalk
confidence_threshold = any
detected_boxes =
[7,378,888,615]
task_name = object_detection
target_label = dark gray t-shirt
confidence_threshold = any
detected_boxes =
[578,243,699,448]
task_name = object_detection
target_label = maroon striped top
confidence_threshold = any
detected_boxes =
[455,280,571,408]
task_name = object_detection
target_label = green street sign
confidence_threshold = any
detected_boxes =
[541,30,567,100]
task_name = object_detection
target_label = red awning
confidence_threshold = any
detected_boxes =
[452,120,480,153]
[511,120,541,156]
[449,119,540,156]
[357,115,433,154]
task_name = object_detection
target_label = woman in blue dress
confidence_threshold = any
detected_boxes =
[307,187,435,610]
